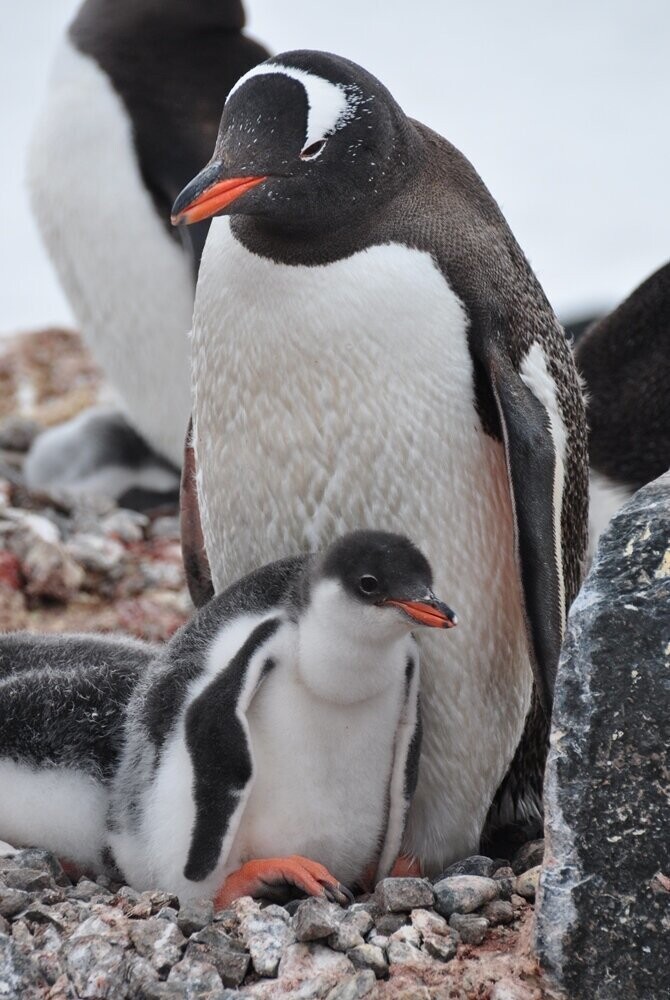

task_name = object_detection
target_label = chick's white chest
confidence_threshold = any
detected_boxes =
[227,639,407,885]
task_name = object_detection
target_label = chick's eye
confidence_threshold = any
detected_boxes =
[359,575,378,594]
[300,139,327,161]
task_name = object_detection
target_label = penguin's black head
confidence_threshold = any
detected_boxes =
[318,530,457,630]
[171,50,422,233]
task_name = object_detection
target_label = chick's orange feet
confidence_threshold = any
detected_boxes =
[215,855,353,909]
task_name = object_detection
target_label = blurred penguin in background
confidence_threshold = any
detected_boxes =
[575,261,670,557]
[25,0,270,509]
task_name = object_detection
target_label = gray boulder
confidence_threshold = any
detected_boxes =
[536,473,670,999]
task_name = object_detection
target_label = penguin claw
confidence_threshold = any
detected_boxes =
[214,855,353,909]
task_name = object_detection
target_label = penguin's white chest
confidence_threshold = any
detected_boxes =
[192,219,531,870]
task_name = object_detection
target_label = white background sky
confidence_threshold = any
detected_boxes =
[1,0,668,334]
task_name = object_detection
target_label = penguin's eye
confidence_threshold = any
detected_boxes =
[359,575,379,594]
[300,139,327,161]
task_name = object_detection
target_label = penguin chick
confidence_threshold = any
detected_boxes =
[0,531,456,904]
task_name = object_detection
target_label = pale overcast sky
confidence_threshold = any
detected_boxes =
[1,0,668,333]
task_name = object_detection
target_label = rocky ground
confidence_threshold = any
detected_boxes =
[0,331,561,999]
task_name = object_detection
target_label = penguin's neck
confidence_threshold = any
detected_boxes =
[296,580,412,705]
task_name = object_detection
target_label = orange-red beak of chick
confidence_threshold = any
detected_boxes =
[384,593,458,629]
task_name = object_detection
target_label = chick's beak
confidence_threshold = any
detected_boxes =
[171,161,267,226]
[384,591,458,629]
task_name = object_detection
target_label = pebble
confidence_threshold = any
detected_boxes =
[328,921,364,952]
[293,897,343,942]
[177,898,215,937]
[493,866,516,900]
[374,877,434,912]
[347,943,389,979]
[482,899,515,925]
[66,533,125,575]
[62,935,127,999]
[434,855,499,879]
[433,875,499,917]
[2,868,54,893]
[514,866,541,901]
[325,969,376,999]
[389,924,421,947]
[373,912,407,936]
[340,907,374,938]
[238,902,295,977]
[448,913,489,945]
[410,907,449,938]
[3,510,85,600]
[386,939,431,966]
[128,918,186,974]
[101,509,148,543]
[423,928,459,962]
[187,924,250,987]
[511,839,545,875]
[0,888,32,919]
[165,956,225,998]
[149,515,181,539]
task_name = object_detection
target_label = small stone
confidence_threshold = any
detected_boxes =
[5,511,84,600]
[0,933,45,996]
[514,866,541,901]
[156,906,179,924]
[510,893,527,911]
[493,866,515,899]
[511,839,544,875]
[2,868,54,893]
[238,902,295,977]
[374,877,434,913]
[328,921,364,952]
[373,912,407,936]
[433,855,498,880]
[0,887,31,918]
[433,875,499,917]
[177,898,214,937]
[149,515,181,539]
[386,939,430,966]
[10,849,66,884]
[341,907,374,938]
[347,901,380,924]
[19,904,67,930]
[166,957,225,998]
[293,897,343,942]
[423,928,458,962]
[124,953,160,999]
[489,979,541,1000]
[129,918,186,974]
[66,532,125,574]
[71,909,131,947]
[448,913,489,945]
[326,970,376,1000]
[101,509,148,543]
[188,925,249,987]
[389,924,421,948]
[482,899,515,925]
[367,934,388,949]
[347,943,388,979]
[410,907,449,938]
[0,915,9,934]
[278,943,354,989]
[69,878,106,902]
[63,936,128,999]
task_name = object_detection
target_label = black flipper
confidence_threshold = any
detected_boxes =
[183,617,280,883]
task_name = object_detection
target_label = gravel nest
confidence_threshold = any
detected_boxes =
[0,845,557,1000]
[0,332,561,998]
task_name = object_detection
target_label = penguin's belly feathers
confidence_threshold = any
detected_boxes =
[193,219,532,871]
[228,658,404,885]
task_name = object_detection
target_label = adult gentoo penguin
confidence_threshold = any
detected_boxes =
[575,260,670,556]
[25,0,269,503]
[172,50,590,873]
[0,531,456,902]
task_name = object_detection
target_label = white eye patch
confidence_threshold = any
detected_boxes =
[227,63,358,150]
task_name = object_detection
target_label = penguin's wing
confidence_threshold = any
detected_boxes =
[181,416,214,608]
[376,655,422,880]
[182,617,281,884]
[469,309,566,713]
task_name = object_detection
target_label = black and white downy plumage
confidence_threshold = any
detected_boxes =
[0,531,456,903]
[171,50,589,870]
[25,0,270,507]
[575,260,670,556]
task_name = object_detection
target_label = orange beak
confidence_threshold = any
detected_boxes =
[171,168,267,226]
[384,597,458,629]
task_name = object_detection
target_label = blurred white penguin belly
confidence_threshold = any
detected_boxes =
[193,217,531,871]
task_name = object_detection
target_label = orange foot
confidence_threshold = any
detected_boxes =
[215,855,353,909]
[390,855,423,878]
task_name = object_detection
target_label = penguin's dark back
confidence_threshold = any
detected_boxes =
[69,0,270,260]
[0,634,154,779]
[575,261,670,491]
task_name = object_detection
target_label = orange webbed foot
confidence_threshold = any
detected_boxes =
[215,855,353,909]
[390,854,423,878]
